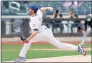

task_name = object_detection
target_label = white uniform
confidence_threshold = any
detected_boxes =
[81,26,92,45]
[19,9,78,58]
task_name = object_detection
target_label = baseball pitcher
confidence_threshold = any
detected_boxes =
[81,15,92,45]
[15,5,86,62]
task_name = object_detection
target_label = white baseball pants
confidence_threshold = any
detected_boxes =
[81,27,92,45]
[19,28,78,58]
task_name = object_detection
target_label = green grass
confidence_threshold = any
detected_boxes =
[2,44,92,61]
[83,44,92,48]
[2,50,91,61]
[2,43,91,50]
[2,44,56,50]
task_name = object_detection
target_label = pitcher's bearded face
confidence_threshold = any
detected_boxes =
[29,9,35,15]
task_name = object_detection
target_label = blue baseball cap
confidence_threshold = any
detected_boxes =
[28,4,39,13]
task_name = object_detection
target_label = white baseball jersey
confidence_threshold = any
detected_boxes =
[29,9,45,32]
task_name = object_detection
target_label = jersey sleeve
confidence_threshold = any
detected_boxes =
[37,9,43,18]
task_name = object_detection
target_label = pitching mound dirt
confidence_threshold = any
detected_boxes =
[6,55,91,62]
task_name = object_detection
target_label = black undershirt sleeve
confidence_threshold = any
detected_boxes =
[85,20,87,31]
[33,28,39,31]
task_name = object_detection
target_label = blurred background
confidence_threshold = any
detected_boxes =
[1,1,92,62]
[1,1,92,38]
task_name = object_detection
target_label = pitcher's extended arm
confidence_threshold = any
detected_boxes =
[24,30,38,43]
[40,7,53,12]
